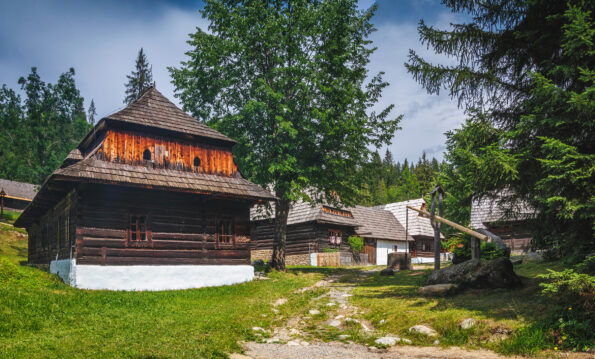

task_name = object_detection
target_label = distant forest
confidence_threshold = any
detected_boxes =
[0,68,93,185]
[357,150,441,207]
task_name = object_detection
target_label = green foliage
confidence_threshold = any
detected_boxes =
[0,68,92,184]
[497,325,552,356]
[170,0,402,269]
[409,1,595,256]
[451,238,508,264]
[537,258,595,351]
[323,247,340,253]
[124,48,153,105]
[356,150,441,206]
[347,236,363,253]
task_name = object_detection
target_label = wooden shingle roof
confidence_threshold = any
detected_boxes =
[104,86,235,144]
[470,191,535,229]
[352,206,413,241]
[251,197,358,227]
[0,178,37,201]
[377,198,443,238]
[54,158,275,201]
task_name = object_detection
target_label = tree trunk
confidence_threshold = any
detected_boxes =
[271,198,290,271]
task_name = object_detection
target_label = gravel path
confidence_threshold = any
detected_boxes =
[237,342,522,359]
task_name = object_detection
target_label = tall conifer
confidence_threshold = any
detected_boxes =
[124,48,153,104]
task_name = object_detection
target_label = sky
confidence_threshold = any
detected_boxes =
[0,0,466,163]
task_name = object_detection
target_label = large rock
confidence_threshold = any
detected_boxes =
[418,284,458,297]
[427,257,522,289]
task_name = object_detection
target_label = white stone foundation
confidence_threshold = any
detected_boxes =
[49,260,254,291]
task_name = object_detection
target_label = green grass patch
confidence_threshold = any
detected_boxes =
[348,257,566,355]
[0,231,327,358]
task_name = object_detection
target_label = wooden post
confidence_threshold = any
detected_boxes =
[0,189,5,220]
[471,237,481,260]
[406,206,489,242]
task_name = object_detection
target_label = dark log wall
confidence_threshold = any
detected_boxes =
[75,184,252,265]
[28,190,77,264]
[486,223,532,252]
[251,221,354,255]
[96,129,237,176]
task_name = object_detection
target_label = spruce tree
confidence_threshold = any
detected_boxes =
[87,99,97,124]
[408,1,594,256]
[124,48,153,105]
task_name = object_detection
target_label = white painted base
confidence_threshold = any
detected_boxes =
[411,253,453,264]
[49,260,254,291]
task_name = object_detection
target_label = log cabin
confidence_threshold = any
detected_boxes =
[250,198,416,266]
[250,198,358,265]
[377,198,448,264]
[470,192,534,253]
[351,205,414,266]
[14,86,276,291]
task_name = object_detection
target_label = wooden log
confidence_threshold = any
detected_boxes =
[406,206,489,241]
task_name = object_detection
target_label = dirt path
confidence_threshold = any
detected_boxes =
[238,269,528,359]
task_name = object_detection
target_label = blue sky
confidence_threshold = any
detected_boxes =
[0,0,465,163]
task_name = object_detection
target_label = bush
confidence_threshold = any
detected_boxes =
[538,258,595,351]
[347,236,363,253]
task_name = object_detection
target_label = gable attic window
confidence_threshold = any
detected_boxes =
[129,215,148,241]
[143,149,152,161]
[193,157,201,167]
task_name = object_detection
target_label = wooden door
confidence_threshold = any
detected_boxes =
[363,238,376,265]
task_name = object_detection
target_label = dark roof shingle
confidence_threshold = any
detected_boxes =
[105,87,235,144]
[54,158,275,201]
[352,205,413,241]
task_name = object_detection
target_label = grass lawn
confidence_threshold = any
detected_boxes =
[0,226,330,358]
[0,217,575,358]
[348,257,565,355]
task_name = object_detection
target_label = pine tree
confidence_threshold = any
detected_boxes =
[124,48,153,105]
[87,99,97,124]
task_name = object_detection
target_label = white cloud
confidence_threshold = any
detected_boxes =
[0,1,206,119]
[0,1,466,163]
[367,13,466,162]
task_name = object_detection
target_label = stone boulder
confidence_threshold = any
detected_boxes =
[409,325,438,337]
[427,257,522,289]
[418,284,459,297]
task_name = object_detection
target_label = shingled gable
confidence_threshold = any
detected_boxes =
[15,87,275,228]
[104,86,235,143]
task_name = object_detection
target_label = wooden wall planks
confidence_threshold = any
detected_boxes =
[97,129,237,176]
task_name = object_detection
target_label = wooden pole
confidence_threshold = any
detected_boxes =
[0,189,5,220]
[406,205,489,243]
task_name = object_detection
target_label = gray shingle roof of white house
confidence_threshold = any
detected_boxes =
[470,192,535,230]
[351,205,414,241]
[376,198,444,238]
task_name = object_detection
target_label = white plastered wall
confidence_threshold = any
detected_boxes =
[49,260,254,291]
[376,240,407,266]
